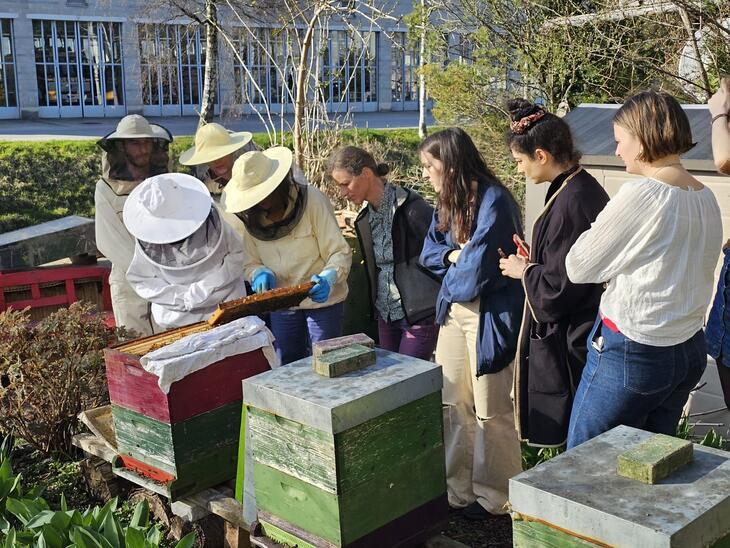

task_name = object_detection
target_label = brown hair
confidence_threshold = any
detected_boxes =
[418,127,513,244]
[327,146,390,179]
[613,90,694,163]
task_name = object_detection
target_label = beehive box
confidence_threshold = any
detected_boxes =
[243,348,447,547]
[105,333,271,500]
[510,425,730,548]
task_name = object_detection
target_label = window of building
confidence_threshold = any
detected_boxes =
[321,30,378,108]
[391,32,418,105]
[79,22,124,107]
[33,19,123,114]
[138,23,214,112]
[231,27,299,107]
[0,19,17,109]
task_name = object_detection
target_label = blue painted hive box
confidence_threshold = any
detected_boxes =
[510,425,730,548]
[242,348,447,547]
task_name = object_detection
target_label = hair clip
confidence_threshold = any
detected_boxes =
[510,109,546,135]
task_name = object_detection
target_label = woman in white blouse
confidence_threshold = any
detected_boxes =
[565,90,723,448]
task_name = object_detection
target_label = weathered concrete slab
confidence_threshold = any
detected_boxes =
[242,348,442,434]
[510,425,730,548]
[0,215,96,269]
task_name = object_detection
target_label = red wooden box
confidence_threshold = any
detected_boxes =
[105,346,269,424]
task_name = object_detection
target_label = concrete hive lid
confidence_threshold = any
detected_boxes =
[242,348,442,434]
[510,425,730,548]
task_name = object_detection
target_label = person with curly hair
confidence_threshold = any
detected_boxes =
[499,99,609,448]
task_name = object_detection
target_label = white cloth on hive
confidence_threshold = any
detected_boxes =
[140,315,279,393]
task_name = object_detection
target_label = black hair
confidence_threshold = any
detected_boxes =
[506,99,581,166]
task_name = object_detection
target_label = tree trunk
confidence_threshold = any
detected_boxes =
[418,0,428,139]
[293,7,323,169]
[199,0,218,128]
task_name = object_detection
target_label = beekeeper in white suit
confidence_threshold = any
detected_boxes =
[95,115,172,336]
[123,173,248,330]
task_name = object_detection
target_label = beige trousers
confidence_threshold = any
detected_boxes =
[436,299,522,514]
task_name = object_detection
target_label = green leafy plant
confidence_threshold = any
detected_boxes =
[521,443,564,470]
[676,416,727,450]
[0,436,194,547]
[0,302,119,456]
[3,495,196,547]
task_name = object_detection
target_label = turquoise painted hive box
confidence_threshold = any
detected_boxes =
[510,425,730,548]
[242,348,447,547]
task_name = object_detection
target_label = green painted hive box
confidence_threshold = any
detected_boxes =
[242,348,447,547]
[510,425,730,548]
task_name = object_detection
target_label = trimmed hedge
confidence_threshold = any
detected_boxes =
[0,126,525,234]
[0,129,424,233]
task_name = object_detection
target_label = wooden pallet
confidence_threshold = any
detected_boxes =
[72,431,467,548]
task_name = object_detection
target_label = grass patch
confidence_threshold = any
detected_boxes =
[0,126,526,233]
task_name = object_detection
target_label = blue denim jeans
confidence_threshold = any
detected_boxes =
[705,248,730,362]
[269,302,345,365]
[567,316,706,449]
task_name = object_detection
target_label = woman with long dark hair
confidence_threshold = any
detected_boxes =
[419,128,524,520]
[499,99,609,448]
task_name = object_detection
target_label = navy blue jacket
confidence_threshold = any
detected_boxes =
[420,181,524,376]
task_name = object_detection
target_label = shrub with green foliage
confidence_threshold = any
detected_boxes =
[0,127,526,235]
[0,302,122,456]
[0,126,529,236]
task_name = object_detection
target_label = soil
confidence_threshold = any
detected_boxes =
[442,508,513,547]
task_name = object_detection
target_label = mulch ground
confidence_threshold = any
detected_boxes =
[441,508,513,547]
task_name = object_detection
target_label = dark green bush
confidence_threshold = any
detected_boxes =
[0,130,423,233]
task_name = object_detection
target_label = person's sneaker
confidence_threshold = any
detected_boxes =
[462,501,490,521]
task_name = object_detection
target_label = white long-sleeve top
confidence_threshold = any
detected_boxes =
[566,177,722,346]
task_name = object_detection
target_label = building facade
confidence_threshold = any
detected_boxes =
[0,0,424,119]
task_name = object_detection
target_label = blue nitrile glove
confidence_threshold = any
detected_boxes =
[252,267,276,294]
[309,268,337,303]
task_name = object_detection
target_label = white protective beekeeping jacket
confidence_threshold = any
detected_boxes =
[126,209,247,329]
[95,148,170,336]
